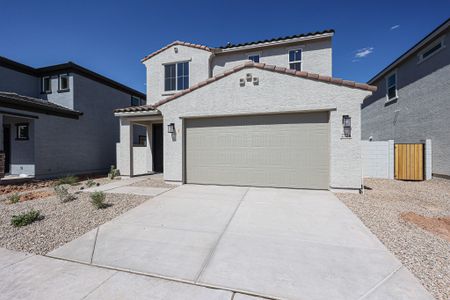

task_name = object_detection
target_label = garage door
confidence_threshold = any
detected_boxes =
[185,112,329,189]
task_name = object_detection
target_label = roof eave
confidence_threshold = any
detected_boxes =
[368,18,450,84]
[0,97,83,119]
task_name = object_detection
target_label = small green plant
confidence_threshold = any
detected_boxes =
[8,193,20,204]
[108,165,120,180]
[11,210,43,227]
[54,185,76,203]
[86,179,96,188]
[57,175,79,186]
[90,191,107,209]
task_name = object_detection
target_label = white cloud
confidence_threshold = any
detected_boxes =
[354,47,374,59]
[390,25,400,30]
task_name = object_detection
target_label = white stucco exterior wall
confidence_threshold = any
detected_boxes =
[157,67,371,189]
[143,45,212,105]
[212,38,332,77]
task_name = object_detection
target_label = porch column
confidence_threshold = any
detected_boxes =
[117,117,133,177]
[145,123,153,173]
[0,114,4,178]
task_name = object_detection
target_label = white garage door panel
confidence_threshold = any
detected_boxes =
[185,112,329,189]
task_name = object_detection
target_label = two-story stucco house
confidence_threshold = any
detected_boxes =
[115,29,376,191]
[361,18,450,178]
[0,56,146,179]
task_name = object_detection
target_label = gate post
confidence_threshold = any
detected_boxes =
[388,140,394,179]
[425,139,432,180]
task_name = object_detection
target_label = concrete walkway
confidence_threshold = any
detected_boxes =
[0,248,258,300]
[47,184,432,300]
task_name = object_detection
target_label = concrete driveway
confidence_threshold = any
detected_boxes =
[49,185,432,300]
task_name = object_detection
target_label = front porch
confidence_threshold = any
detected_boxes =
[0,112,36,180]
[116,111,164,177]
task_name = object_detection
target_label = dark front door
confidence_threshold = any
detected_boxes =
[152,123,163,173]
[3,125,10,173]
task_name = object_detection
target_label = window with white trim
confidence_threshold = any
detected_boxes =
[386,72,397,101]
[288,49,302,71]
[164,62,189,91]
[248,54,260,63]
[419,38,445,62]
[58,74,69,92]
[41,76,51,93]
[16,123,29,140]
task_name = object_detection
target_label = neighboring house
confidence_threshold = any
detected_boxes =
[361,18,450,178]
[0,56,146,179]
[114,29,376,191]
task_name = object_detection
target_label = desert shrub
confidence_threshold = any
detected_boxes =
[11,210,43,227]
[86,179,96,188]
[8,193,20,204]
[54,185,76,203]
[108,165,120,180]
[57,175,79,186]
[90,191,107,209]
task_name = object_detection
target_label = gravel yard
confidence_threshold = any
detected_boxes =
[128,174,176,188]
[0,177,147,255]
[337,178,450,300]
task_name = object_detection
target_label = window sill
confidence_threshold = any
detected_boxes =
[40,91,52,95]
[15,138,29,141]
[162,92,176,96]
[340,136,352,140]
[385,97,398,104]
[57,89,70,93]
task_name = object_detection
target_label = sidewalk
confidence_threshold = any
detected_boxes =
[0,248,264,300]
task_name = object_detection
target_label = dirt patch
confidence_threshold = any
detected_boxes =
[18,190,54,202]
[401,212,450,242]
[0,180,56,195]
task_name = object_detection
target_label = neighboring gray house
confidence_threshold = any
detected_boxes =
[361,18,450,178]
[114,29,377,191]
[0,56,146,179]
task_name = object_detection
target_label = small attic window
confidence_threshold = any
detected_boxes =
[419,38,445,62]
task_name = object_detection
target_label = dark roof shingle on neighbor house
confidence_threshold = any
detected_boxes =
[0,91,83,119]
[0,56,146,99]
[114,61,377,113]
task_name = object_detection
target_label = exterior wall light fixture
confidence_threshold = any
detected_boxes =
[168,123,175,134]
[342,115,351,138]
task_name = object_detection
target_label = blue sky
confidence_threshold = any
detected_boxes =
[1,0,448,93]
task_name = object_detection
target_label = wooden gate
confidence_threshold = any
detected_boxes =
[395,144,424,181]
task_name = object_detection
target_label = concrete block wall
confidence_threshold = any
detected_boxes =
[361,140,394,179]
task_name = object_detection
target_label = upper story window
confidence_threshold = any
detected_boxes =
[41,76,51,93]
[386,72,397,102]
[419,38,445,63]
[58,74,69,92]
[248,55,260,63]
[288,49,302,71]
[131,96,145,106]
[164,62,189,92]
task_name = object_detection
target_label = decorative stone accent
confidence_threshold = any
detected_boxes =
[0,152,5,179]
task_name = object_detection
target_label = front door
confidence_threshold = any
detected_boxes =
[152,123,164,173]
[3,125,10,173]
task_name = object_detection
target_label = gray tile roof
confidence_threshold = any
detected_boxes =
[0,91,83,119]
[218,29,335,49]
